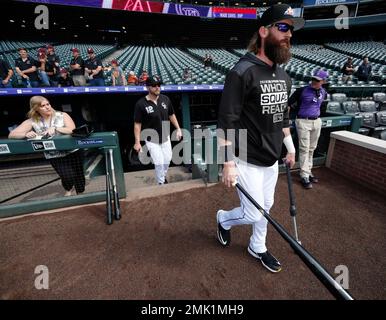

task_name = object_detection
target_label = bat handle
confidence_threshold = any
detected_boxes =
[105,149,113,225]
[109,149,121,220]
[290,205,297,217]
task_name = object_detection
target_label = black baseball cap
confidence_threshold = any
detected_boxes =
[145,75,162,87]
[258,4,305,31]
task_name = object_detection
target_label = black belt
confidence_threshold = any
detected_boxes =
[297,116,319,120]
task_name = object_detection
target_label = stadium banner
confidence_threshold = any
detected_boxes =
[162,3,212,18]
[110,0,164,13]
[17,0,105,8]
[212,7,257,19]
[303,0,358,7]
[16,1,298,19]
[16,0,164,12]
[0,85,224,96]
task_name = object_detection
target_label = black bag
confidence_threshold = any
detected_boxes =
[72,124,93,138]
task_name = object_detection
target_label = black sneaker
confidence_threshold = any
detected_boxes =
[309,176,318,183]
[248,246,282,273]
[164,178,168,184]
[216,210,230,246]
[301,178,313,189]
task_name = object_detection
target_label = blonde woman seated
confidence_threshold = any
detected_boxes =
[9,95,85,196]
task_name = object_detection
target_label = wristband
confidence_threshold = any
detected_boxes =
[283,135,296,154]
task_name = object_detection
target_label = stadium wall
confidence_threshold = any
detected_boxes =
[326,131,386,195]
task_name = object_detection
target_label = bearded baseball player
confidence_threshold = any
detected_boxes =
[216,4,304,273]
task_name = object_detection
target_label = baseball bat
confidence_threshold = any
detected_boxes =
[105,149,113,225]
[285,161,300,243]
[235,182,354,300]
[109,148,121,220]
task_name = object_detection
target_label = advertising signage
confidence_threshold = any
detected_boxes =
[18,0,104,8]
[110,0,164,13]
[17,1,291,20]
[212,7,257,19]
[303,0,358,6]
[162,3,212,18]
[17,0,164,12]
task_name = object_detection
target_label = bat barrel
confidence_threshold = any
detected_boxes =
[109,149,121,220]
[235,182,354,300]
[105,149,113,225]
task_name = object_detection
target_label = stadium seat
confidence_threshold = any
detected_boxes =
[332,93,347,103]
[376,111,386,126]
[342,101,359,114]
[380,131,386,141]
[378,102,386,111]
[360,112,377,128]
[373,92,386,110]
[359,101,377,112]
[2,39,385,87]
[325,41,386,83]
[372,127,386,139]
[358,127,370,136]
[326,101,343,114]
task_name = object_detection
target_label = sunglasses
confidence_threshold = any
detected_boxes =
[268,22,294,33]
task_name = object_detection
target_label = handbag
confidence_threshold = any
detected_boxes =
[72,124,93,138]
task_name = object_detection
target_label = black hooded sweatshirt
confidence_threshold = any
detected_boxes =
[218,52,291,167]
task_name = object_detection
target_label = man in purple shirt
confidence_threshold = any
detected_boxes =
[289,69,328,189]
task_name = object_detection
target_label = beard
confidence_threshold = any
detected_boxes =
[149,88,160,96]
[264,33,292,64]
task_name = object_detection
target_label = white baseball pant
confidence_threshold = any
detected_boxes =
[218,158,279,253]
[145,138,172,184]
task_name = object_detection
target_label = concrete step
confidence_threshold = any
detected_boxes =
[124,166,192,190]
[124,179,212,202]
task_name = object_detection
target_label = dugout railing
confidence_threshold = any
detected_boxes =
[0,132,125,218]
[191,114,363,184]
